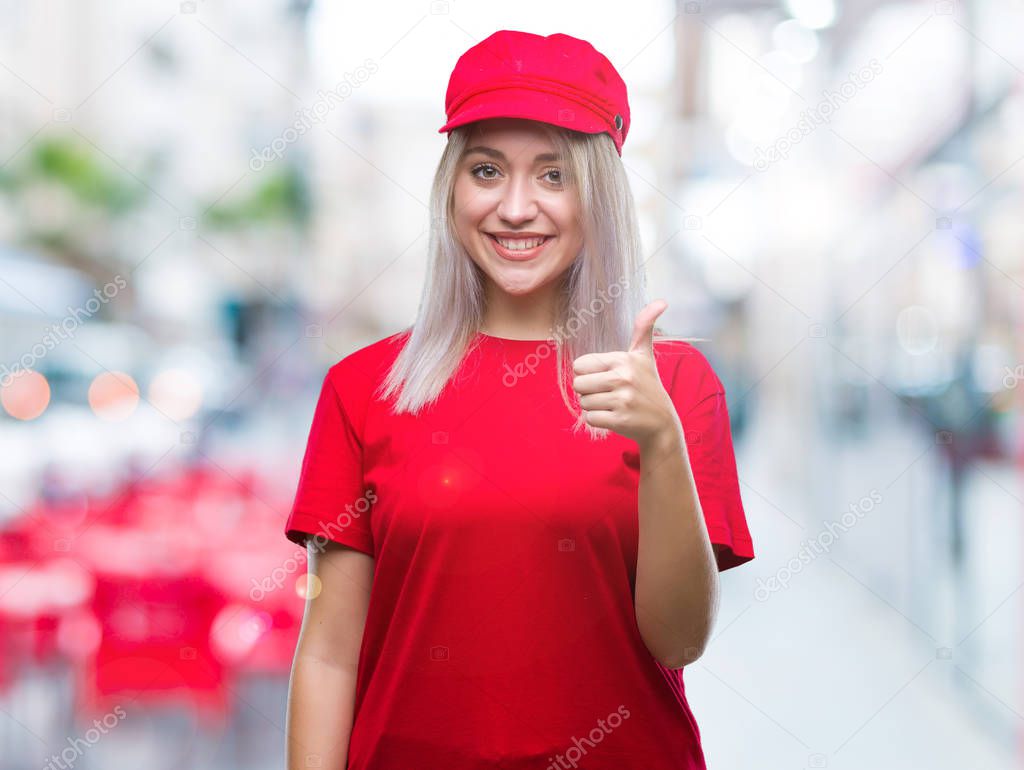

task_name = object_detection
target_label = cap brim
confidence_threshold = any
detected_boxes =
[437,86,611,138]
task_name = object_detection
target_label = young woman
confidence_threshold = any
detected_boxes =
[284,29,754,770]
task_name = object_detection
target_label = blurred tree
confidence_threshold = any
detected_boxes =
[201,164,310,230]
[0,134,148,288]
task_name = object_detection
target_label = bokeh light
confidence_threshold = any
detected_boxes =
[0,369,50,420]
[88,371,140,421]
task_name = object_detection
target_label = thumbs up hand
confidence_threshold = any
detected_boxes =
[571,299,683,450]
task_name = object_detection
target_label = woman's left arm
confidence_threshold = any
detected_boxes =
[634,426,720,669]
[572,299,720,670]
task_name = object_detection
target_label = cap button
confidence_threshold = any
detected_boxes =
[614,114,623,131]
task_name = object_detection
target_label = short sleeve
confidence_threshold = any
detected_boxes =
[669,346,755,572]
[283,369,375,557]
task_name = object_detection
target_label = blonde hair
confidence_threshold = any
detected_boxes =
[376,121,702,440]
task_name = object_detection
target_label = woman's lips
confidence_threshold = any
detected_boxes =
[486,233,553,261]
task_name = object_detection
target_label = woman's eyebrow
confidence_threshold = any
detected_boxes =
[463,146,561,163]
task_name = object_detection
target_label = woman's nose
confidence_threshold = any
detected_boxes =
[495,175,538,223]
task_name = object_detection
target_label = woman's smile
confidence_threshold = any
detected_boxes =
[484,232,555,261]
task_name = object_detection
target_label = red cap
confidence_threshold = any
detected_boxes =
[438,30,630,156]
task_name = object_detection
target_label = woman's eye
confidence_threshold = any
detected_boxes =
[544,169,563,185]
[471,163,499,180]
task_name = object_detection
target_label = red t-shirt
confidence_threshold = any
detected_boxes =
[284,330,754,769]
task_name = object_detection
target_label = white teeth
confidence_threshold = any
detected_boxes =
[494,236,547,250]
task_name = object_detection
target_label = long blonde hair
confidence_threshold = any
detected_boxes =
[376,121,700,440]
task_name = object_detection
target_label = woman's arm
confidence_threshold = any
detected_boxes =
[572,301,722,670]
[634,427,720,669]
[286,539,374,770]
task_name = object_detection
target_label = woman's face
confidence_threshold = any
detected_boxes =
[452,118,583,298]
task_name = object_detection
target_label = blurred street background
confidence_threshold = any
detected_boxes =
[0,0,1022,768]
